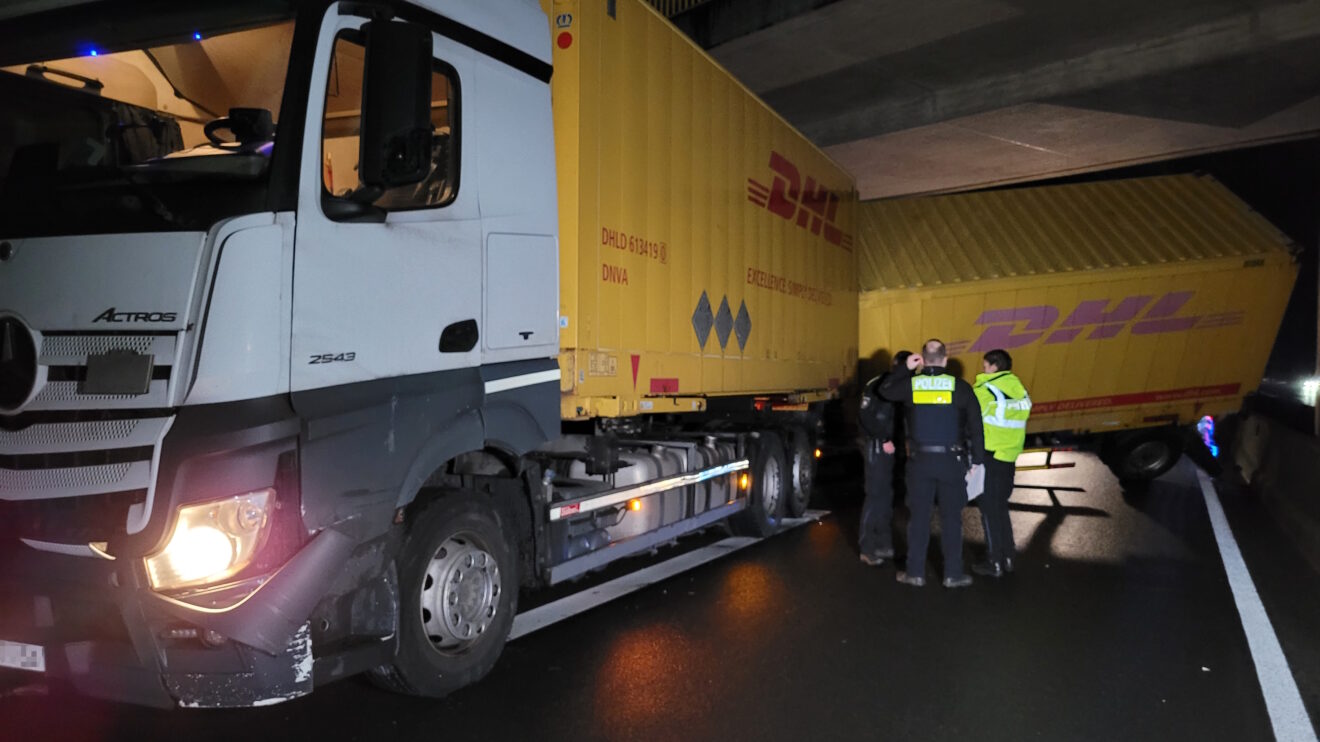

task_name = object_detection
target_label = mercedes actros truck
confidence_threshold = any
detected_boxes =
[0,0,857,707]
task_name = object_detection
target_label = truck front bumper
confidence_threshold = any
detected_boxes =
[0,528,354,708]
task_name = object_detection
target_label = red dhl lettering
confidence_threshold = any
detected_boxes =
[601,227,668,264]
[1032,383,1241,415]
[747,151,852,251]
[746,267,833,305]
[601,262,629,285]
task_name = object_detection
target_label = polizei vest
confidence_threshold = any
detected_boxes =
[909,373,960,446]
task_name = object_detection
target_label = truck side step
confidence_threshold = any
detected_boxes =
[548,502,743,584]
[547,459,750,522]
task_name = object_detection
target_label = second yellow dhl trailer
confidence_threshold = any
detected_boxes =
[856,174,1297,479]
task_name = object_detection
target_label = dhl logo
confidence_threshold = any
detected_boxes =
[747,152,853,251]
[956,291,1245,353]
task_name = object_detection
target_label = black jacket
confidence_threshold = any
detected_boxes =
[858,374,896,442]
[878,365,985,466]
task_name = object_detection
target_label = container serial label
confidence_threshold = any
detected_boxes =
[602,228,668,265]
[588,352,618,377]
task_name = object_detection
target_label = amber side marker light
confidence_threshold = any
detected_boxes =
[739,473,751,491]
[628,499,642,512]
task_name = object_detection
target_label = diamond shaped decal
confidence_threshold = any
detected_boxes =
[691,291,714,350]
[714,296,734,350]
[734,300,751,352]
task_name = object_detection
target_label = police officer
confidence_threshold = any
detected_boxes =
[857,351,908,566]
[879,339,985,588]
[971,348,1031,577]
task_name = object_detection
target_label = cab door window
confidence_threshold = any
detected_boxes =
[321,31,458,212]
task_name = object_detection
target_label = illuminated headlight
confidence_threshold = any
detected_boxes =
[1302,378,1319,406]
[145,489,273,591]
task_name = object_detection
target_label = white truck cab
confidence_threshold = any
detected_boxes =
[0,0,570,707]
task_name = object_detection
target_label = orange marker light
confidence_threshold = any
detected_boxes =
[739,473,751,491]
[628,499,642,512]
[814,448,822,459]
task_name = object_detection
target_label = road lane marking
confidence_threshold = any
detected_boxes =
[1197,467,1318,742]
[509,510,828,641]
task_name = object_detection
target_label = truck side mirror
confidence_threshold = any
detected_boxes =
[359,19,433,189]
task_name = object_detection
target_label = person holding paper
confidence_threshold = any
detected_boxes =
[971,349,1032,578]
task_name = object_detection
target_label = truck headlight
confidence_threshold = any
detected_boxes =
[145,489,273,591]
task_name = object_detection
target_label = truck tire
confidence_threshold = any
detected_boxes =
[730,432,787,537]
[1105,429,1184,482]
[369,491,518,698]
[786,428,815,518]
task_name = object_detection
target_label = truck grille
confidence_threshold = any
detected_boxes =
[30,332,177,410]
[1,461,139,492]
[0,332,178,552]
[0,488,147,545]
[40,335,157,357]
[0,418,140,449]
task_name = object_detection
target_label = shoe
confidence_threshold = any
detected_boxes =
[859,553,886,567]
[1004,557,1016,573]
[896,572,926,587]
[875,547,895,559]
[972,560,1004,578]
[943,575,973,588]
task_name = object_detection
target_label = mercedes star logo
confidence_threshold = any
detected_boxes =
[0,316,38,411]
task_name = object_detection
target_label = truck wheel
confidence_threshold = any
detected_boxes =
[1106,430,1184,482]
[369,491,518,698]
[787,429,815,518]
[731,432,787,537]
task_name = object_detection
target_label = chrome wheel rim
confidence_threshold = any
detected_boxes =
[790,444,810,509]
[420,533,502,653]
[761,452,783,518]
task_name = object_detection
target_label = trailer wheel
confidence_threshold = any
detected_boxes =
[369,491,518,698]
[1106,429,1184,482]
[731,432,787,537]
[787,429,815,518]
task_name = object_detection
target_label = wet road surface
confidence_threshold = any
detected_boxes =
[3,450,1318,741]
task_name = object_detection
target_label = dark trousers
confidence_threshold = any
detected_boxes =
[904,459,968,580]
[859,443,895,556]
[978,456,1018,563]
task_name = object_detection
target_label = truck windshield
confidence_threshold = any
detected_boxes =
[0,2,296,237]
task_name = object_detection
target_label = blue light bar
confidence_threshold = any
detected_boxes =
[1197,415,1219,458]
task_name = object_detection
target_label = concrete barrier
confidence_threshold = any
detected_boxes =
[1228,411,1320,571]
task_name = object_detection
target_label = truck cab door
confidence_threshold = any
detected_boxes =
[291,6,481,395]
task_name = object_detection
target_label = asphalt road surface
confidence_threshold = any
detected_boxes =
[3,450,1318,741]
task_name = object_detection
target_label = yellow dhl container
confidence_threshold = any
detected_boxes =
[543,0,859,420]
[856,174,1298,436]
